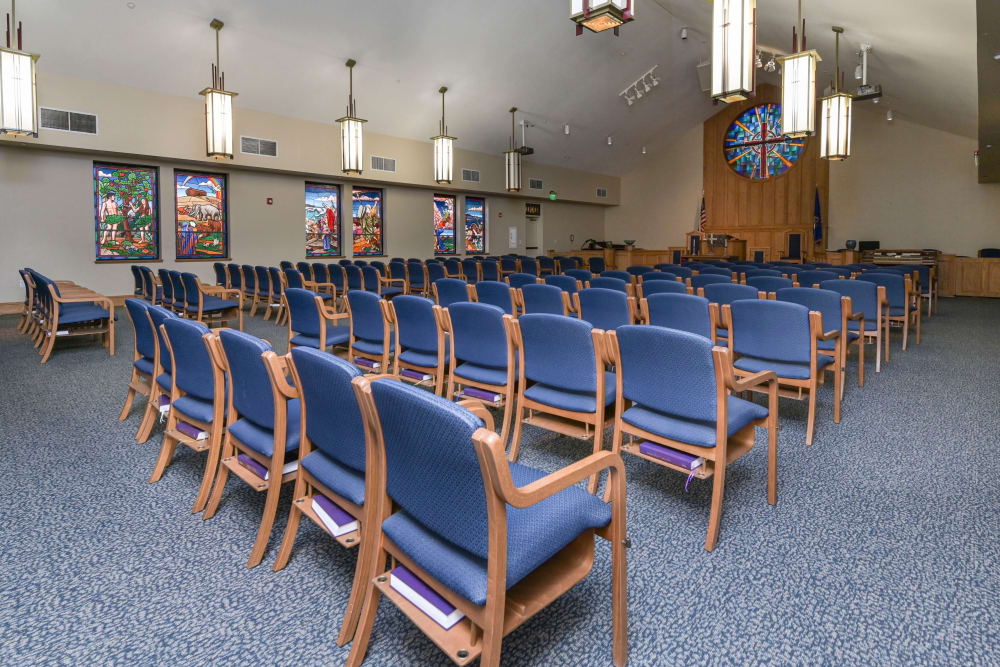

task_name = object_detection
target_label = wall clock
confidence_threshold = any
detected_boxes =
[724,104,804,180]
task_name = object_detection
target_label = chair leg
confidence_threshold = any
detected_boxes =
[611,529,628,667]
[833,354,842,424]
[118,371,140,421]
[107,317,115,357]
[805,382,817,446]
[247,477,283,568]
[901,316,909,351]
[202,439,233,520]
[272,475,308,572]
[192,428,224,514]
[39,331,56,364]
[149,429,179,483]
[336,513,377,646]
[508,399,525,462]
[884,319,891,363]
[858,338,865,387]
[915,306,921,345]
[135,392,160,444]
[705,464,726,551]
[345,545,387,667]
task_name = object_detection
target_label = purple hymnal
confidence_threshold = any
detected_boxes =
[158,394,170,414]
[311,494,358,537]
[400,368,432,381]
[461,387,502,404]
[638,441,704,492]
[237,453,268,479]
[390,565,465,630]
[176,421,208,441]
[354,357,380,371]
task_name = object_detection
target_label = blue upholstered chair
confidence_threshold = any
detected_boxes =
[135,304,178,443]
[439,302,518,447]
[565,268,593,284]
[433,277,471,308]
[326,264,347,298]
[236,265,254,314]
[29,273,115,365]
[345,290,393,372]
[537,255,556,275]
[354,260,369,267]
[461,258,481,283]
[656,264,693,279]
[640,271,678,283]
[558,256,579,272]
[471,258,495,283]
[227,262,243,295]
[426,261,446,285]
[406,261,427,296]
[279,260,294,271]
[268,267,288,325]
[637,279,687,299]
[370,261,387,276]
[777,286,863,393]
[820,279,888,374]
[639,293,713,340]
[271,347,371,646]
[746,276,796,294]
[284,287,350,352]
[588,276,631,295]
[824,267,855,279]
[344,264,364,294]
[251,266,273,320]
[283,267,307,290]
[130,265,144,297]
[500,257,519,276]
[471,280,516,315]
[544,274,582,295]
[203,330,301,569]
[213,262,228,287]
[793,269,839,287]
[689,274,732,291]
[339,259,354,267]
[162,270,183,316]
[513,256,534,276]
[443,258,465,280]
[119,299,157,426]
[506,272,539,289]
[311,263,330,284]
[606,325,777,550]
[180,272,243,330]
[386,261,409,294]
[520,283,570,316]
[385,295,448,395]
[699,266,733,278]
[744,268,783,279]
[139,266,162,305]
[157,268,175,310]
[346,377,627,666]
[626,265,654,278]
[574,288,635,331]
[602,269,633,284]
[150,318,225,514]
[723,299,836,446]
[588,256,606,273]
[700,282,763,344]
[507,314,614,479]
[861,272,920,350]
[362,266,405,299]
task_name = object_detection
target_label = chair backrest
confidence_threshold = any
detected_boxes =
[480,259,500,282]
[640,280,688,297]
[521,283,568,315]
[588,276,628,293]
[285,287,322,336]
[690,274,732,289]
[699,266,733,277]
[860,272,906,307]
[426,262,446,283]
[124,298,156,361]
[820,279,880,322]
[434,278,470,307]
[744,268,782,278]
[746,276,794,292]
[641,271,678,282]
[656,264,693,279]
[292,346,366,473]
[139,266,156,301]
[371,261,387,275]
[312,263,330,283]
[559,257,579,271]
[354,260,369,267]
[339,259,354,267]
[326,264,346,290]
[180,272,201,307]
[473,281,515,315]
[507,272,539,289]
[461,259,480,283]
[130,265,144,293]
[284,268,306,289]
[362,266,384,292]
[537,256,555,272]
[213,262,227,286]
[268,267,284,296]
[448,302,511,373]
[162,318,213,401]
[576,288,631,330]
[279,261,294,270]
[824,267,853,278]
[544,274,579,294]
[405,261,425,287]
[388,261,408,283]
[158,268,174,300]
[392,295,439,355]
[626,265,654,277]
[518,313,598,393]
[369,378,490,559]
[614,325,718,423]
[729,299,811,363]
[643,293,712,339]
[231,263,246,289]
[520,257,539,276]
[776,287,843,336]
[601,270,632,283]
[219,329,276,429]
[588,256,606,273]
[730,264,756,272]
[254,266,270,293]
[795,270,838,286]
[167,270,185,305]
[147,305,178,373]
[346,290,386,343]
[500,257,518,273]
[565,268,592,283]
[344,265,364,291]
[703,282,760,305]
[444,258,462,276]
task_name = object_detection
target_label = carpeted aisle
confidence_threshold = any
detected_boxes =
[0,299,997,665]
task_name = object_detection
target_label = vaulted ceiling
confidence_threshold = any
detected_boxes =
[16,0,979,176]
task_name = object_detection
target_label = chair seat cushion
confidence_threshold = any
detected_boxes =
[187,296,239,313]
[133,356,155,376]
[399,348,449,368]
[172,395,220,424]
[622,396,768,448]
[381,461,611,606]
[523,372,616,414]
[454,362,509,387]
[379,287,404,297]
[733,354,834,380]
[817,331,859,350]
[157,373,172,391]
[291,326,350,349]
[352,333,394,356]
[301,450,365,506]
[58,304,110,324]
[228,399,301,458]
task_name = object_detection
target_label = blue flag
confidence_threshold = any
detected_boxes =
[813,188,823,244]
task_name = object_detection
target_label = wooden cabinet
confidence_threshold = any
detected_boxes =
[938,256,1000,297]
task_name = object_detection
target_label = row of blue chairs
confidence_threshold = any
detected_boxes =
[130,265,243,330]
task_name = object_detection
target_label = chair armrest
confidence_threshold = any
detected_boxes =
[472,427,623,509]
[263,352,298,399]
[52,292,113,309]
[320,304,349,322]
[727,369,777,393]
[847,312,864,321]
[218,288,241,300]
[457,399,496,432]
[382,277,405,286]
[819,329,840,342]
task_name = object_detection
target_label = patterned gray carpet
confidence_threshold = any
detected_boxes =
[1,299,997,665]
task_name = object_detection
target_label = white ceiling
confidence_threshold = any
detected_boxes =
[14,0,979,176]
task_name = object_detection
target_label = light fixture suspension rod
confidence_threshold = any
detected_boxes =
[439,86,447,134]
[833,26,842,93]
[509,107,517,150]
[345,59,357,118]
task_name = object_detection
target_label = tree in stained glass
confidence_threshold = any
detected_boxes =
[724,104,804,181]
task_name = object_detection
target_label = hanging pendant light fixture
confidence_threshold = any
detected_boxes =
[711,0,756,103]
[570,1,634,36]
[504,107,521,193]
[820,26,853,161]
[1,0,40,137]
[199,19,236,159]
[431,86,455,184]
[778,0,821,137]
[336,59,366,174]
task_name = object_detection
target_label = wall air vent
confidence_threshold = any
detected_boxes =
[461,168,480,183]
[39,108,98,134]
[529,178,544,190]
[371,155,396,172]
[596,187,608,198]
[240,136,278,157]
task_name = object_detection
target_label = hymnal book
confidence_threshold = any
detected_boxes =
[176,421,208,441]
[389,566,465,630]
[638,442,704,470]
[158,394,171,414]
[237,454,298,481]
[354,357,380,371]
[311,494,358,537]
[400,368,432,381]
[461,387,502,404]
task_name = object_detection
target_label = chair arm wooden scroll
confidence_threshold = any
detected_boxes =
[319,302,349,322]
[472,427,624,509]
[819,329,840,342]
[457,399,496,432]
[50,289,114,310]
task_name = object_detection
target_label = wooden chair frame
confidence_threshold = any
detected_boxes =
[185,275,244,331]
[346,379,628,667]
[118,302,154,425]
[344,295,393,374]
[383,299,448,395]
[40,282,115,364]
[202,348,299,569]
[443,260,466,281]
[606,332,777,551]
[134,309,170,444]
[887,275,921,350]
[149,329,228,514]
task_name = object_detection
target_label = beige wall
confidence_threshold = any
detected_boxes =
[603,124,703,248]
[828,107,999,256]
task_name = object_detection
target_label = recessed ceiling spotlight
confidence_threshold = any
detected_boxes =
[755,51,763,69]
[680,28,688,40]
[626,96,634,106]
[886,110,894,122]
[634,86,643,99]
[764,56,776,73]
[641,146,647,155]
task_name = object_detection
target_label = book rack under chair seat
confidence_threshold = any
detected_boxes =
[605,326,778,551]
[148,322,228,514]
[346,378,628,667]
[202,330,301,569]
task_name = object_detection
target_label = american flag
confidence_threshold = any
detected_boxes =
[699,194,707,232]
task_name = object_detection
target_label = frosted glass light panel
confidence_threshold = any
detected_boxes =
[201,89,236,159]
[339,116,366,174]
[820,93,852,161]
[779,50,820,137]
[433,135,454,184]
[712,0,755,103]
[505,149,521,193]
[0,48,39,136]
[570,0,634,33]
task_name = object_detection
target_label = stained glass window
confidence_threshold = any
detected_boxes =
[465,197,486,253]
[724,104,804,180]
[352,187,384,256]
[305,183,340,257]
[433,193,456,255]
[94,163,160,261]
[175,171,228,260]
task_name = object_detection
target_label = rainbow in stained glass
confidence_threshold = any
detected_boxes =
[724,104,804,180]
